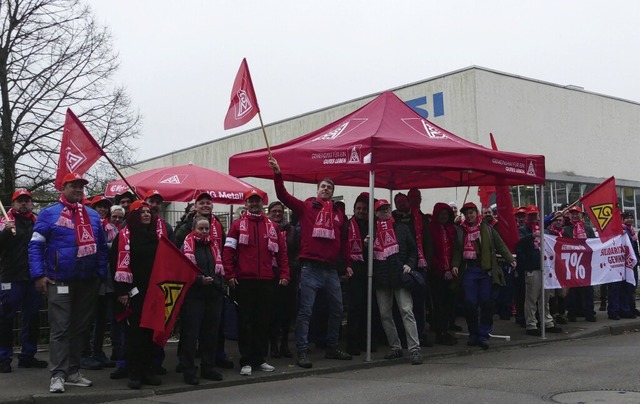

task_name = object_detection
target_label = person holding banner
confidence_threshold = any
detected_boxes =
[545,214,569,325]
[452,202,516,350]
[516,205,563,336]
[563,206,597,322]
[613,211,640,319]
[112,201,162,390]
[29,173,107,393]
[0,190,48,373]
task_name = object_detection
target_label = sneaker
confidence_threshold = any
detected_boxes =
[0,360,11,373]
[49,376,65,393]
[259,362,275,372]
[18,357,48,368]
[110,367,129,379]
[240,365,252,376]
[555,315,568,325]
[410,350,423,365]
[65,372,92,387]
[80,356,102,370]
[384,349,403,359]
[201,369,223,381]
[325,347,352,360]
[296,352,312,369]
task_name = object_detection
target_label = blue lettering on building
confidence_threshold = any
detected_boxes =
[405,93,444,118]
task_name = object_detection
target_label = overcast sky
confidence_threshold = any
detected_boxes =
[89,0,640,162]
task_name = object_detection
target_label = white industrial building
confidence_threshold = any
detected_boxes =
[126,66,640,223]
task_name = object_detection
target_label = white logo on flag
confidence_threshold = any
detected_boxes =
[235,89,254,119]
[65,140,87,171]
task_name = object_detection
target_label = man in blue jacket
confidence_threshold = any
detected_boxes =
[29,173,107,394]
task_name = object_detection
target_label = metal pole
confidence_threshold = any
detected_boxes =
[540,183,546,340]
[365,170,375,362]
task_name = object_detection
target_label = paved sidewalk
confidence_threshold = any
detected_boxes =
[1,313,639,403]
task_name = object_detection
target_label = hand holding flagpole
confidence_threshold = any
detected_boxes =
[224,58,271,157]
[0,204,16,235]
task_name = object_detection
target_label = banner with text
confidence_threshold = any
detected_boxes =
[543,234,637,289]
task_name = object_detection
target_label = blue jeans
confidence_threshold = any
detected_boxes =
[462,266,493,343]
[296,262,343,353]
[0,281,42,362]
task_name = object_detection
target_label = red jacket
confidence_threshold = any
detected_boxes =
[223,213,290,281]
[274,173,348,266]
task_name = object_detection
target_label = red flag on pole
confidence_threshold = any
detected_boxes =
[224,58,260,130]
[140,236,200,346]
[489,134,519,253]
[54,109,105,190]
[580,176,622,242]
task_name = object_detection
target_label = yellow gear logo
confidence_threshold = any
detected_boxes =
[159,282,186,325]
[588,203,614,231]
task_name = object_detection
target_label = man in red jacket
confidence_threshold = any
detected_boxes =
[223,189,289,376]
[269,156,352,369]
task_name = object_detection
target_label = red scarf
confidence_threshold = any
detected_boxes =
[348,217,364,262]
[156,216,167,238]
[548,225,564,237]
[0,208,36,231]
[625,224,638,242]
[208,216,223,250]
[183,232,224,275]
[412,208,427,268]
[573,220,587,239]
[56,194,96,257]
[429,221,456,274]
[373,218,399,260]
[312,199,336,239]
[115,223,163,284]
[460,220,481,260]
[527,222,540,249]
[238,212,280,265]
[102,219,118,243]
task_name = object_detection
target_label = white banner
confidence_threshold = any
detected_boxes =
[543,234,637,289]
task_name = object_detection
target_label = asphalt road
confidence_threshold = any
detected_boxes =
[112,331,640,404]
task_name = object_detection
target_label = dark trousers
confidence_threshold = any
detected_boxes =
[236,280,274,367]
[270,280,296,348]
[346,269,368,350]
[462,267,493,343]
[428,273,456,335]
[513,268,526,324]
[0,281,41,362]
[409,269,427,338]
[567,286,595,318]
[495,262,514,319]
[179,295,223,376]
[124,315,154,378]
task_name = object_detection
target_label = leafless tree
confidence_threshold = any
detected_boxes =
[0,0,140,204]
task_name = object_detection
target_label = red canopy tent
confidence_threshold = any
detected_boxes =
[229,90,546,356]
[229,91,545,189]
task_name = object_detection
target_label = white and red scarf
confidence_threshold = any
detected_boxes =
[115,222,163,284]
[348,218,364,262]
[429,221,456,274]
[373,218,399,260]
[0,208,36,231]
[460,220,481,260]
[183,232,224,275]
[312,199,336,239]
[548,225,564,237]
[55,194,96,257]
[572,220,587,239]
[412,208,427,268]
[238,212,280,265]
[101,219,118,243]
[156,216,167,238]
[625,224,638,242]
[527,222,540,249]
[208,216,223,249]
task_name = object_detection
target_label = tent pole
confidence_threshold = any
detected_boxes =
[540,184,546,340]
[366,170,375,362]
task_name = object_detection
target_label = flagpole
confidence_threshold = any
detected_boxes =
[0,204,15,235]
[257,112,272,157]
[101,152,143,200]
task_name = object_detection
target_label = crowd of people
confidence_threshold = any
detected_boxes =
[0,166,638,394]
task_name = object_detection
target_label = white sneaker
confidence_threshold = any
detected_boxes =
[259,362,275,372]
[240,365,252,376]
[65,372,92,387]
[50,376,65,393]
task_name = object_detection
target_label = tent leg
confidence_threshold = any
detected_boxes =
[366,171,375,362]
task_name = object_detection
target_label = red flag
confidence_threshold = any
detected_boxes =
[140,236,200,346]
[580,176,622,242]
[490,134,519,253]
[224,58,260,130]
[54,109,105,190]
